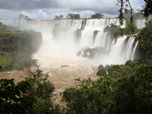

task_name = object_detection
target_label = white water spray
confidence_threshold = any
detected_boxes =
[0,18,138,68]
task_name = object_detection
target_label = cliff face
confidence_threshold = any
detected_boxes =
[0,18,142,68]
[0,32,42,54]
[12,18,137,67]
[0,23,42,71]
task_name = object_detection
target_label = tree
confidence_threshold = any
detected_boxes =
[143,0,152,18]
[61,64,152,113]
[19,14,30,20]
[104,23,138,38]
[60,1,152,113]
[54,16,59,20]
[96,68,106,76]
[66,13,80,19]
[0,78,36,114]
[135,19,152,65]
[24,66,54,100]
[0,66,63,114]
[91,13,104,19]
[110,65,152,113]
[0,65,2,72]
[117,0,152,25]
[54,15,63,20]
[61,77,114,114]
[123,9,144,22]
[117,0,133,25]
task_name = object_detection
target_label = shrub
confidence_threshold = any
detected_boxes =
[104,23,138,39]
[135,19,152,65]
[96,68,106,76]
[0,78,36,113]
[0,66,63,114]
[98,64,104,70]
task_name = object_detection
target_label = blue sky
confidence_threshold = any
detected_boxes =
[139,0,145,6]
[32,9,38,14]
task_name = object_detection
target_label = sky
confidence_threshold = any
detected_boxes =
[0,0,145,20]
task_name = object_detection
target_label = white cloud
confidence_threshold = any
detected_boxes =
[0,0,142,20]
[0,9,20,19]
[130,0,142,10]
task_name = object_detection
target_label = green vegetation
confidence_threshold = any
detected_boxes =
[96,68,106,76]
[117,0,152,25]
[108,60,140,79]
[135,19,152,65]
[0,78,36,113]
[104,24,122,38]
[66,13,80,19]
[19,14,33,20]
[123,10,144,23]
[54,13,80,20]
[104,23,139,38]
[0,66,64,114]
[1,63,152,113]
[1,1,152,112]
[24,67,56,114]
[54,15,63,20]
[111,65,152,114]
[1,19,152,113]
[0,22,19,32]
[61,64,152,114]
[90,13,104,19]
[0,32,41,54]
[142,0,152,18]
[0,23,42,71]
[61,19,152,113]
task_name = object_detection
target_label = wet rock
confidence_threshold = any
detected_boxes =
[76,47,106,58]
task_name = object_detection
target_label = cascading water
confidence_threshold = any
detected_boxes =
[135,17,152,29]
[131,41,138,61]
[0,18,141,98]
[135,19,146,29]
[0,18,138,68]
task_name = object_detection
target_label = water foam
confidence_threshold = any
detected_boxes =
[1,18,138,68]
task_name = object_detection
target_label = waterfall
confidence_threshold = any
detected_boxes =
[0,18,138,67]
[131,41,138,61]
[94,32,108,47]
[106,36,127,65]
[135,19,146,29]
[124,37,135,61]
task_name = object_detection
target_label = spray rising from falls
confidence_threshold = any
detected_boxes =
[1,19,138,68]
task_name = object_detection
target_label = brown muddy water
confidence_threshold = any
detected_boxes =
[0,65,100,106]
